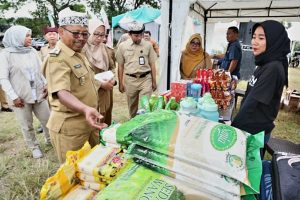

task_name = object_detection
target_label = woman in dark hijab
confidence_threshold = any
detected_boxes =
[231,20,290,158]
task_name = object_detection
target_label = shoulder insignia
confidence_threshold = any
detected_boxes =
[49,47,61,56]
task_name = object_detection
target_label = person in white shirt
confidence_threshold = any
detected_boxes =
[0,25,51,159]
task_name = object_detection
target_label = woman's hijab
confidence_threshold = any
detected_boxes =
[181,33,205,77]
[252,20,290,86]
[3,25,33,53]
[83,19,109,71]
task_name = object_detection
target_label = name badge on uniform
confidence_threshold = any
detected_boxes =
[139,56,145,65]
[80,77,85,86]
[74,64,82,69]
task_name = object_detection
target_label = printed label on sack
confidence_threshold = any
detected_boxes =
[210,124,237,151]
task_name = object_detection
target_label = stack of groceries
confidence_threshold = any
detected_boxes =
[40,110,264,200]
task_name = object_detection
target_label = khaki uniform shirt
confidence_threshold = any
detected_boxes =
[116,39,157,74]
[105,45,116,71]
[42,41,98,132]
[40,44,57,62]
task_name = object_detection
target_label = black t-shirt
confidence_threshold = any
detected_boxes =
[232,61,285,134]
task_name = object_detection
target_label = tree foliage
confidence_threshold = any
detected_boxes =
[0,0,160,36]
[0,0,83,26]
[87,0,160,23]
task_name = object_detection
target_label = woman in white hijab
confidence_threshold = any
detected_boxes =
[0,25,51,159]
[83,19,116,125]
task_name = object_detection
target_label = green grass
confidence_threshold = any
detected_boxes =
[0,67,299,199]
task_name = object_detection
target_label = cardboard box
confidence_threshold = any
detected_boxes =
[289,94,300,111]
[282,90,300,112]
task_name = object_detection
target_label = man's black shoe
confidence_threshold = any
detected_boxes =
[37,126,43,133]
[1,107,13,112]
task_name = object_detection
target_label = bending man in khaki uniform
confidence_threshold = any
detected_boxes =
[116,21,157,118]
[42,8,107,163]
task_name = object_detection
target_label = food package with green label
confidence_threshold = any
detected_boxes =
[117,110,263,195]
[77,144,126,186]
[140,95,151,112]
[128,143,241,198]
[99,123,121,147]
[152,95,166,111]
[62,185,98,200]
[80,180,106,191]
[165,97,179,110]
[117,110,177,146]
[40,142,92,200]
[149,94,158,111]
[95,161,224,200]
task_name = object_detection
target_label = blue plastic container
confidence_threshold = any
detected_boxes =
[197,93,219,122]
[198,103,219,122]
[191,83,202,100]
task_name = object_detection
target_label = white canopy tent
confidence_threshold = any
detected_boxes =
[158,0,300,92]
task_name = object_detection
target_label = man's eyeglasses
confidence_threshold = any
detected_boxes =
[62,27,90,39]
[93,32,106,38]
[191,41,201,47]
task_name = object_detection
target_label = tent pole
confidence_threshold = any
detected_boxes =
[167,0,173,90]
[204,10,208,51]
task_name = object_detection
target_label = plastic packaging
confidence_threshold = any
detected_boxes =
[152,96,165,111]
[140,95,151,112]
[179,97,197,114]
[191,83,202,100]
[165,97,179,111]
[197,93,219,122]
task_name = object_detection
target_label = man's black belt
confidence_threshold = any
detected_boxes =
[125,71,150,78]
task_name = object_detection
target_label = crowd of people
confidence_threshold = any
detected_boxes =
[0,8,159,162]
[0,6,290,163]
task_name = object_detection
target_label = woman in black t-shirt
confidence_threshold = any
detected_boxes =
[231,20,290,158]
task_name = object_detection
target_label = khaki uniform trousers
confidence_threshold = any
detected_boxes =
[12,100,50,150]
[0,86,9,109]
[124,73,152,118]
[49,115,99,163]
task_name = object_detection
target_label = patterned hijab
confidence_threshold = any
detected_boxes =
[181,33,205,77]
[3,25,33,53]
[83,19,109,71]
[252,20,290,86]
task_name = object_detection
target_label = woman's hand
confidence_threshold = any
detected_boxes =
[100,79,114,91]
[13,97,24,108]
[42,86,48,98]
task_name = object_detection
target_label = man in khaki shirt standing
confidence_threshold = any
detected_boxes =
[43,8,107,163]
[40,27,59,62]
[116,21,157,118]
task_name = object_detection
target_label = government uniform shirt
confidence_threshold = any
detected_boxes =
[116,39,157,75]
[42,41,98,132]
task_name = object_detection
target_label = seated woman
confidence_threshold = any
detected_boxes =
[180,33,212,79]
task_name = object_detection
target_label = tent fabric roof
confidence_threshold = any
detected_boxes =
[112,6,161,28]
[193,0,300,22]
